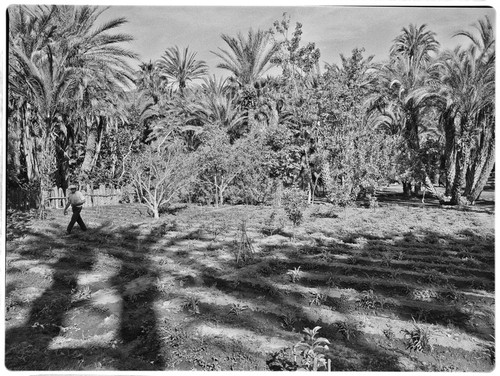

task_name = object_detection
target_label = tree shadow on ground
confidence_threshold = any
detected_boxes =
[5,221,165,371]
[5,202,494,371]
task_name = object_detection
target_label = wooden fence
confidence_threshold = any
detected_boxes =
[7,184,122,210]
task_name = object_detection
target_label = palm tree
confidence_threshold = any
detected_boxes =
[211,29,278,86]
[187,88,247,140]
[428,16,495,204]
[155,46,208,95]
[9,5,137,192]
[367,24,440,196]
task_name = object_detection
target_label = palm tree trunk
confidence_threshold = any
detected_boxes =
[450,141,470,205]
[441,112,457,196]
[81,116,104,175]
[464,115,494,202]
[466,134,495,203]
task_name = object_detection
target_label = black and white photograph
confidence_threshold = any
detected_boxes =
[3,1,496,372]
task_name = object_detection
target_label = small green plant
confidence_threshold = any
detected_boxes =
[402,319,431,352]
[183,296,200,314]
[336,319,362,341]
[335,293,352,313]
[282,188,308,227]
[281,312,297,331]
[228,303,248,316]
[309,292,326,306]
[356,289,383,310]
[293,326,330,371]
[263,209,285,236]
[287,266,302,283]
[383,325,395,340]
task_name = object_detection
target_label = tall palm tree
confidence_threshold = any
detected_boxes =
[428,16,495,204]
[9,5,137,190]
[155,46,208,95]
[367,24,440,196]
[211,29,278,86]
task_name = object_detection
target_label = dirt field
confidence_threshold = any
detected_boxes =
[4,187,495,371]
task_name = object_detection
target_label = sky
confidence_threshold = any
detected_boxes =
[95,3,496,76]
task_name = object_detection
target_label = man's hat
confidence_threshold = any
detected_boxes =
[68,184,77,190]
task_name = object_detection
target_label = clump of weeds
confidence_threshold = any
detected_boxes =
[309,292,326,306]
[383,325,395,340]
[356,289,383,310]
[228,303,248,316]
[262,209,285,236]
[401,318,432,352]
[183,296,200,314]
[287,266,302,283]
[336,318,363,341]
[281,312,298,331]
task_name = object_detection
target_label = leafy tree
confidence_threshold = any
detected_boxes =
[129,141,196,219]
[320,48,398,205]
[195,125,261,207]
[268,14,323,202]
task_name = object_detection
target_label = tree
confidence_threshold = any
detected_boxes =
[429,16,495,204]
[187,78,247,141]
[195,125,257,207]
[156,46,208,95]
[367,23,440,196]
[129,141,196,219]
[320,48,398,205]
[212,29,278,86]
[8,5,137,195]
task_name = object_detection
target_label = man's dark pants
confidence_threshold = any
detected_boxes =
[67,206,87,233]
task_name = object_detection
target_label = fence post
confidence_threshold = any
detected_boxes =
[59,188,65,209]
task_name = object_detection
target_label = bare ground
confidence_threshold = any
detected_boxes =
[4,186,495,371]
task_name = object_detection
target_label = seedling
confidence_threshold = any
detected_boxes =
[281,312,297,330]
[183,296,200,314]
[287,266,302,283]
[293,326,330,371]
[309,292,326,306]
[228,303,248,316]
[356,289,381,310]
[383,325,395,340]
[402,319,431,352]
[336,319,362,341]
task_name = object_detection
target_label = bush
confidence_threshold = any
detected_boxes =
[282,188,308,226]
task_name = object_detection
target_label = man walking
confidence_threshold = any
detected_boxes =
[64,184,87,234]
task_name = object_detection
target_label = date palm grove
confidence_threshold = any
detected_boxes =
[7,5,495,217]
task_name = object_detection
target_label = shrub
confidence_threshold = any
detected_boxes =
[402,320,432,352]
[293,326,330,371]
[282,188,308,226]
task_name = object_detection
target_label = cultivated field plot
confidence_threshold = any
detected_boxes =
[5,199,495,371]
